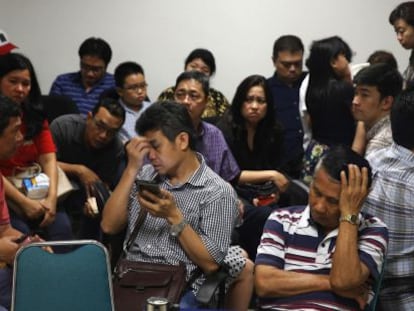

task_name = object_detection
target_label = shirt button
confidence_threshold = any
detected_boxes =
[147,244,152,249]
[321,243,326,248]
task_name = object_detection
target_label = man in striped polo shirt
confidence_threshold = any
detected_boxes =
[255,146,388,310]
[49,37,115,116]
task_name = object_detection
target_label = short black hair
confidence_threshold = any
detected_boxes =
[185,48,216,75]
[92,97,125,125]
[78,37,112,66]
[391,89,414,149]
[175,71,209,97]
[353,63,403,99]
[114,61,145,88]
[389,1,414,26]
[272,35,304,59]
[318,145,373,188]
[135,101,196,150]
[0,94,21,135]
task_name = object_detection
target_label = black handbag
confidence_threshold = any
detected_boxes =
[112,208,188,311]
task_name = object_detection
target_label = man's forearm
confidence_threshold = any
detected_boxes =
[255,265,331,297]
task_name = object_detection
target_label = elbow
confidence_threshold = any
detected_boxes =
[100,218,118,235]
[254,274,271,297]
[203,261,220,275]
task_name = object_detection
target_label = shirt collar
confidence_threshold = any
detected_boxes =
[366,115,390,141]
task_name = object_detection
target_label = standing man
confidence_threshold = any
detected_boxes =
[49,37,115,116]
[50,98,125,239]
[363,89,414,309]
[0,95,24,311]
[352,63,403,157]
[267,35,307,178]
[255,146,388,310]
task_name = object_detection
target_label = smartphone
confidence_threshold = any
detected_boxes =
[135,179,161,196]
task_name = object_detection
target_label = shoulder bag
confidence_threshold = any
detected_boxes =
[112,208,187,311]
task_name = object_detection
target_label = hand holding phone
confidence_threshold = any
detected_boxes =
[136,180,161,196]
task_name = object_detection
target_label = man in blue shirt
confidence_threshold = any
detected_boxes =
[267,35,307,178]
[49,37,115,116]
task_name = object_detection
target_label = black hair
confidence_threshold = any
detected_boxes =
[272,35,304,59]
[391,89,414,149]
[135,101,196,150]
[92,97,126,125]
[319,145,373,188]
[306,36,352,83]
[114,61,145,88]
[218,74,283,169]
[78,37,112,66]
[367,50,398,69]
[174,71,209,97]
[0,53,44,140]
[185,48,216,76]
[389,2,414,26]
[353,63,403,99]
[0,94,21,135]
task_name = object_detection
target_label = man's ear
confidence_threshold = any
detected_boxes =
[381,95,394,112]
[176,132,190,151]
[116,87,123,98]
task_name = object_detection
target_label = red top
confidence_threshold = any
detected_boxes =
[0,176,10,225]
[0,119,56,176]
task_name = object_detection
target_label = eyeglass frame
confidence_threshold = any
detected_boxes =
[91,117,120,137]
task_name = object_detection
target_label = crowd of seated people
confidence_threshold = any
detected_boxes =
[2,2,414,308]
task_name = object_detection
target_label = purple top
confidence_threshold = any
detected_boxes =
[195,121,241,183]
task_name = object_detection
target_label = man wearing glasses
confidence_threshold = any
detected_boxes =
[49,98,125,240]
[49,37,115,116]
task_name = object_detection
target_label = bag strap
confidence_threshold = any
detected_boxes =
[124,207,147,253]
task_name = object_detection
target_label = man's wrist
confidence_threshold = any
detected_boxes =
[339,214,360,225]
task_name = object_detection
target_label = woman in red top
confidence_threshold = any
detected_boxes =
[0,53,72,241]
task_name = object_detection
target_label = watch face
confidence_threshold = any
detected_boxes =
[350,215,358,223]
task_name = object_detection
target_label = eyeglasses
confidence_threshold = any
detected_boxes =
[174,90,202,101]
[123,82,148,92]
[91,117,119,137]
[80,62,105,74]
[245,96,267,105]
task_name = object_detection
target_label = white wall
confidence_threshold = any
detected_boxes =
[0,0,408,101]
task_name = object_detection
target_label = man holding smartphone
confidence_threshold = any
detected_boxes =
[101,102,253,310]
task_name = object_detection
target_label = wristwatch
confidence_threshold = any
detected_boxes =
[339,214,360,225]
[169,219,188,237]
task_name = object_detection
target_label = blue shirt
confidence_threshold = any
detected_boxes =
[267,72,306,177]
[49,71,115,115]
[118,99,152,142]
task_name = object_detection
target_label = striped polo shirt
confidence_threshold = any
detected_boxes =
[49,71,115,115]
[256,205,388,310]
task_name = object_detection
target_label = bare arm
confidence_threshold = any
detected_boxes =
[330,165,370,290]
[101,137,150,234]
[351,122,366,155]
[255,265,331,297]
[239,170,289,192]
[139,190,220,274]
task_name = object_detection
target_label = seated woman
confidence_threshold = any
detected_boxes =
[216,75,290,259]
[158,48,229,120]
[302,36,363,185]
[0,53,72,242]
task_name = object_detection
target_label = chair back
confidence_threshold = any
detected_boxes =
[11,240,114,311]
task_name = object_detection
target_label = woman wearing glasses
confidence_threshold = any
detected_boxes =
[0,53,72,242]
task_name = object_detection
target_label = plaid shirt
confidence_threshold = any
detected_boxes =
[125,154,238,286]
[364,143,414,309]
